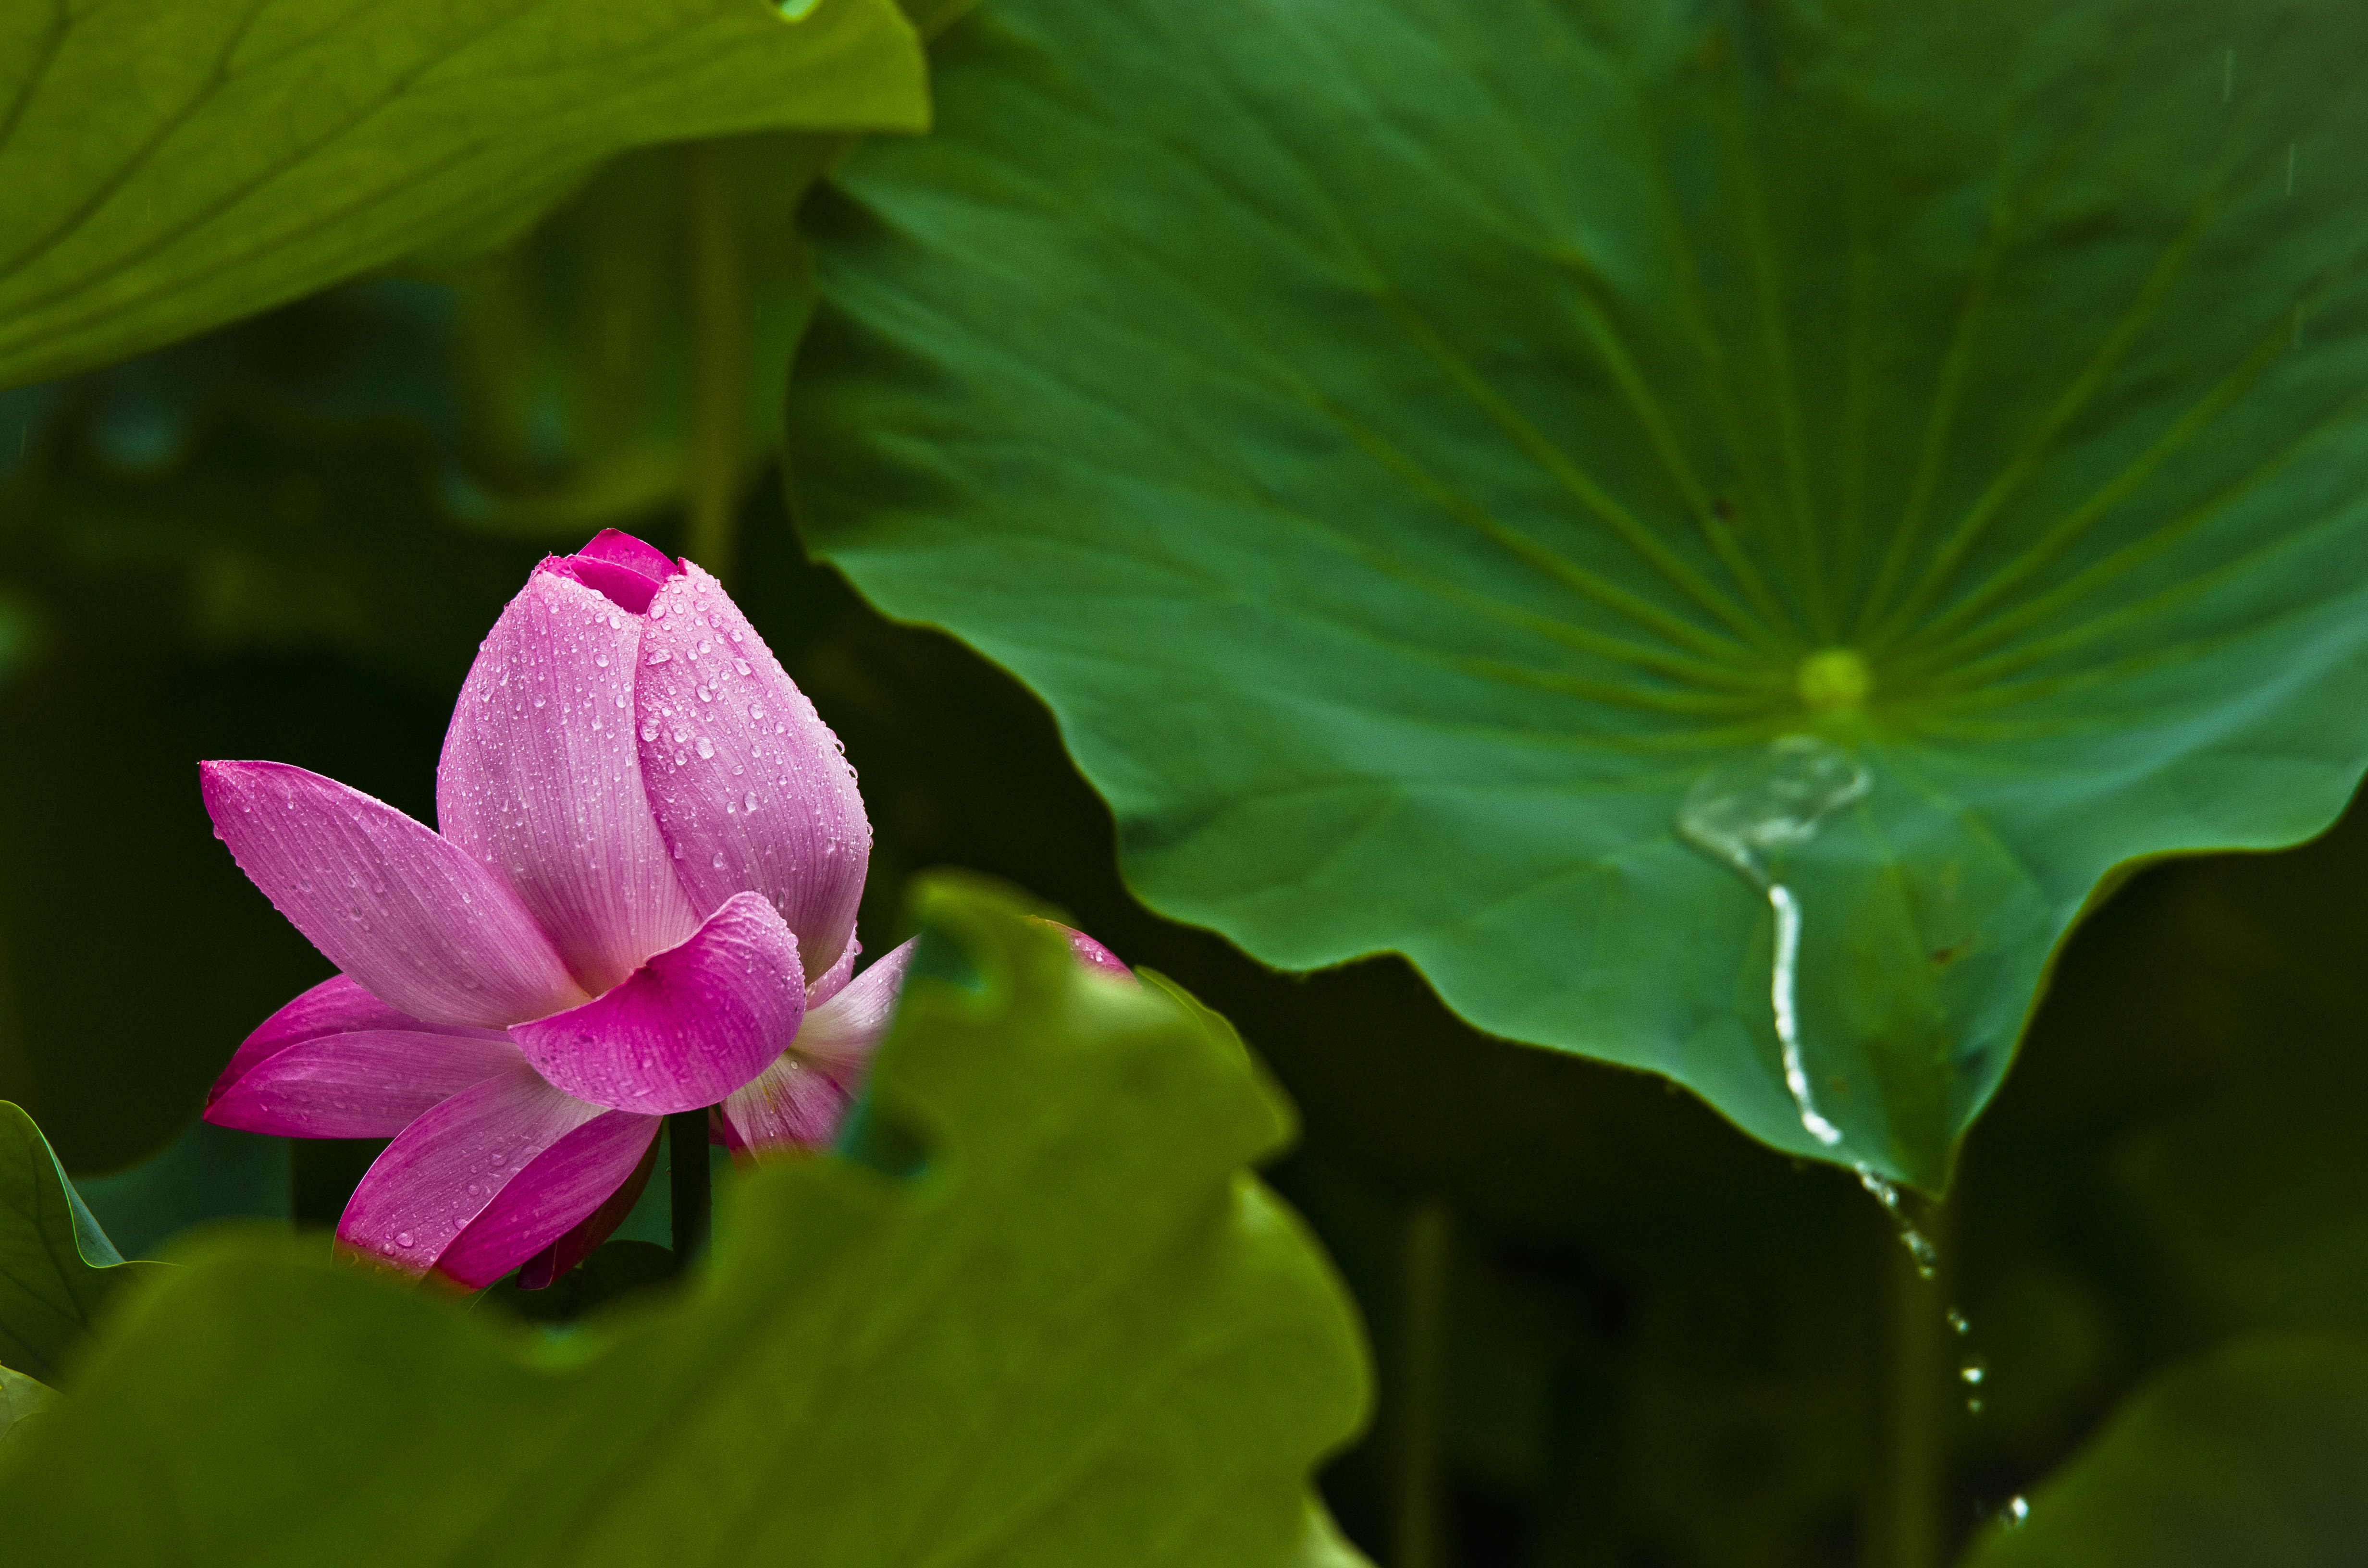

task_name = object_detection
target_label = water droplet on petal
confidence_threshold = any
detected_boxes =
[712,851,728,870]
[648,650,672,665]
[696,736,715,759]
[744,790,759,813]
[395,1232,415,1249]
[641,720,661,742]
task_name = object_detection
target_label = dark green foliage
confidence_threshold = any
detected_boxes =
[1964,1337,2368,1568]
[0,0,927,385]
[0,1103,159,1383]
[790,0,2368,1187]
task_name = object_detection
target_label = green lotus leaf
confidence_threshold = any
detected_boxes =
[789,0,2368,1185]
[0,877,1371,1568]
[0,0,929,388]
[0,1102,160,1383]
[1963,1335,2368,1568]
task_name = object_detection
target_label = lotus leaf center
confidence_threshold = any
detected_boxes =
[1796,648,1873,713]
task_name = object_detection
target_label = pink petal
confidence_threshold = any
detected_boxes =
[212,974,513,1107]
[436,569,702,998]
[434,1109,662,1289]
[514,1130,663,1289]
[719,936,915,1156]
[201,760,585,1029]
[1037,918,1135,982]
[635,564,870,983]
[540,530,684,615]
[716,1053,851,1159]
[807,931,860,1010]
[787,936,916,1075]
[206,1029,527,1139]
[337,1064,607,1276]
[508,891,804,1115]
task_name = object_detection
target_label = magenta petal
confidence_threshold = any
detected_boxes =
[516,1130,663,1289]
[437,569,701,997]
[337,1065,607,1276]
[1038,919,1136,982]
[575,528,681,581]
[634,564,870,982]
[509,892,804,1115]
[543,531,683,615]
[207,1029,527,1139]
[212,975,512,1109]
[435,1109,661,1289]
[201,761,584,1029]
[719,936,914,1155]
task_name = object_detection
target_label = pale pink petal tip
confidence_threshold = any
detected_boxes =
[1035,918,1135,982]
[509,892,805,1115]
[720,936,917,1160]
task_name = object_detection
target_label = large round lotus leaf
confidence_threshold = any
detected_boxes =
[789,0,2368,1187]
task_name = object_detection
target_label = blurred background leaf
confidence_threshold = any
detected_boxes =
[0,881,1371,1568]
[72,1119,289,1262]
[1961,1336,2368,1568]
[0,0,928,386]
[786,0,2368,1188]
[0,1103,160,1384]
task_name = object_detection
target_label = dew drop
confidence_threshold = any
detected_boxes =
[1960,1356,1987,1386]
[595,654,609,668]
[697,686,714,703]
[641,720,661,741]
[395,1232,415,1249]
[744,790,759,813]
[736,659,752,676]
[2002,1496,2029,1530]
[648,650,672,665]
[712,850,728,870]
[696,736,715,759]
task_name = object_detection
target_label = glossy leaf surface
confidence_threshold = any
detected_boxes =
[0,1103,158,1383]
[1964,1336,2368,1568]
[0,0,929,387]
[0,879,1370,1567]
[791,0,2368,1183]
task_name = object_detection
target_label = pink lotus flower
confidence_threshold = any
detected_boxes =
[202,529,907,1287]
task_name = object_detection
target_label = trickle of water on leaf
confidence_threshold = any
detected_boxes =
[1856,1164,1939,1279]
[1677,735,1870,1151]
[2001,1496,2029,1530]
[1947,1308,1972,1335]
